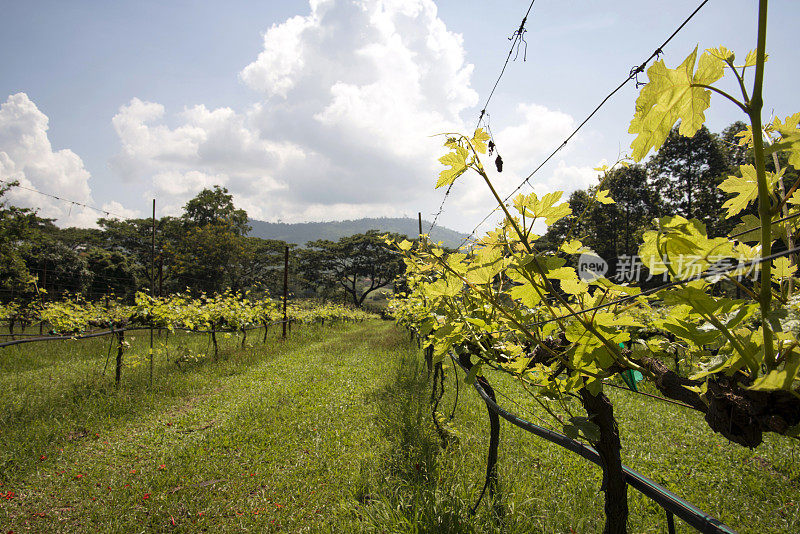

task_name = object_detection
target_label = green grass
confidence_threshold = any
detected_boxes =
[0,321,797,533]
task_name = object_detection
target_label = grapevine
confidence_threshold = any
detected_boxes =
[390,2,798,532]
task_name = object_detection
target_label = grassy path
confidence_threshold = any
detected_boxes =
[2,320,798,533]
[1,321,416,532]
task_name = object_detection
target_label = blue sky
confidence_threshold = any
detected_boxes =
[0,0,797,233]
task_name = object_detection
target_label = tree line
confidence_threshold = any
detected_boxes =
[0,184,404,309]
[540,121,797,265]
[2,120,775,310]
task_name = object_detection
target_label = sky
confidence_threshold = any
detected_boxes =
[0,0,797,234]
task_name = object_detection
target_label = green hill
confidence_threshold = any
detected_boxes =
[247,217,466,248]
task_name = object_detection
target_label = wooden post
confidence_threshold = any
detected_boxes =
[418,211,425,252]
[39,262,47,335]
[115,330,125,388]
[157,254,164,337]
[149,199,155,387]
[282,246,289,339]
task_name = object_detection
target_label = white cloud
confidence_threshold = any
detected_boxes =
[111,99,299,220]
[101,200,141,220]
[443,102,600,235]
[112,0,479,223]
[0,93,98,226]
[108,1,602,234]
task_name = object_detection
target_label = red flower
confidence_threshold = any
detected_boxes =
[142,493,151,500]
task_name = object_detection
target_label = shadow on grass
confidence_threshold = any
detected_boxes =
[357,347,508,534]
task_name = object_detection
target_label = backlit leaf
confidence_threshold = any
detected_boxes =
[629,47,724,161]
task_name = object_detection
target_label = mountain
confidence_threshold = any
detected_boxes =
[247,217,466,248]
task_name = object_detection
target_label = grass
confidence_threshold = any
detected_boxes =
[0,321,798,533]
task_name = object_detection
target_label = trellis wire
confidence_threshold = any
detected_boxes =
[450,0,712,249]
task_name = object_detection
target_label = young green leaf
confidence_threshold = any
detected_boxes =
[436,146,469,188]
[629,47,724,161]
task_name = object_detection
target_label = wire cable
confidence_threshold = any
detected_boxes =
[0,177,135,221]
[428,0,537,236]
[452,0,712,249]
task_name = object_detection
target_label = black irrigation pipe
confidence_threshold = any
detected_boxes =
[478,355,697,411]
[0,320,289,349]
[453,357,737,534]
[0,326,154,348]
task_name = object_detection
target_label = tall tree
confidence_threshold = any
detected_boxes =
[182,185,250,236]
[168,186,258,293]
[0,180,36,297]
[84,248,138,300]
[542,165,661,261]
[646,125,730,235]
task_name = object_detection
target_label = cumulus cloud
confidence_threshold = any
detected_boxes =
[446,103,601,235]
[111,0,480,223]
[0,93,98,226]
[109,0,596,231]
[100,200,141,220]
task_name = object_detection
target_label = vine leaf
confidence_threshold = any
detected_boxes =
[465,362,483,385]
[569,416,601,441]
[772,257,796,280]
[707,46,735,63]
[748,364,800,392]
[513,191,572,225]
[629,46,724,161]
[436,145,469,188]
[719,164,783,217]
[471,128,491,154]
[766,113,800,169]
[730,213,786,244]
[594,189,614,204]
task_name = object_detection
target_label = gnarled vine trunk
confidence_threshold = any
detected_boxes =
[580,388,628,534]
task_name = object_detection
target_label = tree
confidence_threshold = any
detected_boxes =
[589,165,662,259]
[164,187,252,293]
[542,165,661,261]
[23,230,91,298]
[0,180,36,297]
[182,185,250,236]
[229,237,289,295]
[301,230,404,307]
[721,121,750,169]
[647,125,730,236]
[84,248,138,300]
[97,216,169,294]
